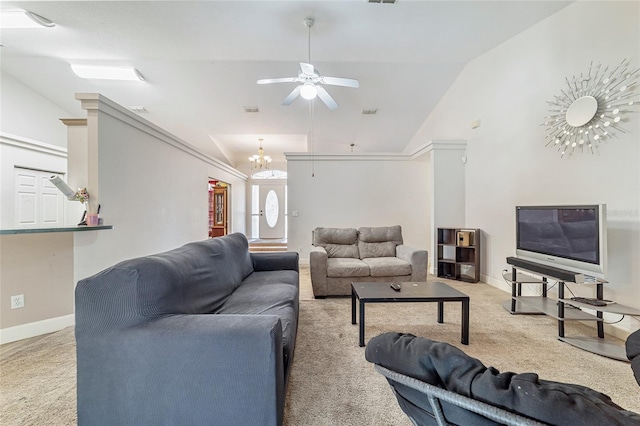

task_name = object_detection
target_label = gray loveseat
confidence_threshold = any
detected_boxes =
[75,233,299,426]
[310,225,428,297]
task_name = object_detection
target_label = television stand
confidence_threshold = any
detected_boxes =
[503,257,640,362]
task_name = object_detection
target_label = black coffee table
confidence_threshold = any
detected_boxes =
[351,281,470,347]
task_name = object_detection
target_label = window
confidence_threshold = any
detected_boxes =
[251,170,287,179]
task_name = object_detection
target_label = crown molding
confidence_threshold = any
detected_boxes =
[285,152,413,161]
[0,132,67,158]
[75,93,247,180]
[286,140,467,162]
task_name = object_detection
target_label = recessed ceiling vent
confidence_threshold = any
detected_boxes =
[128,106,148,113]
[368,0,397,4]
[243,106,260,113]
[362,108,378,115]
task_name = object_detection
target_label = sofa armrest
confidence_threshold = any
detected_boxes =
[396,245,428,281]
[77,314,285,426]
[251,251,299,272]
[310,246,328,297]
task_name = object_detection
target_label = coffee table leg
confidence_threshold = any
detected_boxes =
[351,288,356,325]
[461,298,469,345]
[437,301,444,323]
[359,300,365,347]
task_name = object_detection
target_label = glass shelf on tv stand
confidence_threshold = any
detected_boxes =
[502,266,639,362]
[502,272,549,315]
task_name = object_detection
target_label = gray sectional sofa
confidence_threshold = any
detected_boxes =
[75,233,299,426]
[310,225,428,297]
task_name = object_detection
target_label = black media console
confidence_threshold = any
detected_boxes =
[503,256,640,362]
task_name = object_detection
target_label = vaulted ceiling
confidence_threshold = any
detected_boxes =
[1,1,573,168]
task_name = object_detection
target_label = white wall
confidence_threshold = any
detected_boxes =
[409,1,640,333]
[286,153,430,263]
[73,94,248,283]
[0,71,69,147]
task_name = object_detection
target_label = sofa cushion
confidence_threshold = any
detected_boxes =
[314,227,360,258]
[325,243,360,258]
[314,227,358,245]
[359,241,397,259]
[362,257,411,277]
[358,226,403,259]
[217,271,299,370]
[327,258,370,278]
[82,233,254,320]
[358,225,403,245]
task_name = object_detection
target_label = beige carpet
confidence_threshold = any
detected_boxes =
[1,266,639,425]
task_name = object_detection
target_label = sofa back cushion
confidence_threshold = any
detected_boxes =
[313,227,360,258]
[76,233,254,332]
[358,225,403,259]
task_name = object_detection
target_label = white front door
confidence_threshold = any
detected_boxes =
[258,184,285,239]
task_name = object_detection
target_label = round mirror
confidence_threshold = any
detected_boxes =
[565,96,598,127]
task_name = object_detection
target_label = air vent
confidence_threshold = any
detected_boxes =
[128,106,148,113]
[362,108,378,115]
[368,0,397,4]
[243,106,260,113]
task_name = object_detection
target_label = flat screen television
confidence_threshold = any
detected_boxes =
[515,204,607,279]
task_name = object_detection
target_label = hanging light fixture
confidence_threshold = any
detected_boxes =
[248,138,272,170]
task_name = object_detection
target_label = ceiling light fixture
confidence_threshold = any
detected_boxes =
[248,138,272,170]
[70,64,145,81]
[1,10,55,28]
[300,83,318,100]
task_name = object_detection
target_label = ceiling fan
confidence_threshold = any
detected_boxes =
[257,18,359,110]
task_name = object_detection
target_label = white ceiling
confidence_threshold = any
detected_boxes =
[0,1,573,168]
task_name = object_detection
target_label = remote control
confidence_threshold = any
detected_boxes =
[390,283,401,292]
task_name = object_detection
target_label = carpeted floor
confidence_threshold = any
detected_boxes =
[1,266,638,425]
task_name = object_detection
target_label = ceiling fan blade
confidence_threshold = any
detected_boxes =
[282,85,302,106]
[320,76,360,88]
[299,62,315,76]
[316,85,339,110]
[257,77,297,85]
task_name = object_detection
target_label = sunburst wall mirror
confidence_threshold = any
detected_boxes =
[543,58,639,158]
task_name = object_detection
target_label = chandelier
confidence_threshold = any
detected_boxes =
[249,138,272,170]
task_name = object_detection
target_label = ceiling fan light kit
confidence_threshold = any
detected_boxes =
[256,17,359,110]
[300,83,318,100]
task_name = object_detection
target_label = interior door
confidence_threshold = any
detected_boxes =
[15,167,64,227]
[258,184,285,239]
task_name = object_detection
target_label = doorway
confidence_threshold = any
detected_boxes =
[208,179,229,238]
[251,183,287,240]
[259,185,285,239]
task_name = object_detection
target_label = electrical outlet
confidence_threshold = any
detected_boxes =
[11,294,24,309]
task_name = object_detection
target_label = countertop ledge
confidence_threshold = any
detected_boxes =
[0,225,113,235]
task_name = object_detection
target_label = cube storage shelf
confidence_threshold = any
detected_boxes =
[436,228,480,283]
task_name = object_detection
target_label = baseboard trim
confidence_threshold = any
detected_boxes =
[0,314,75,345]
